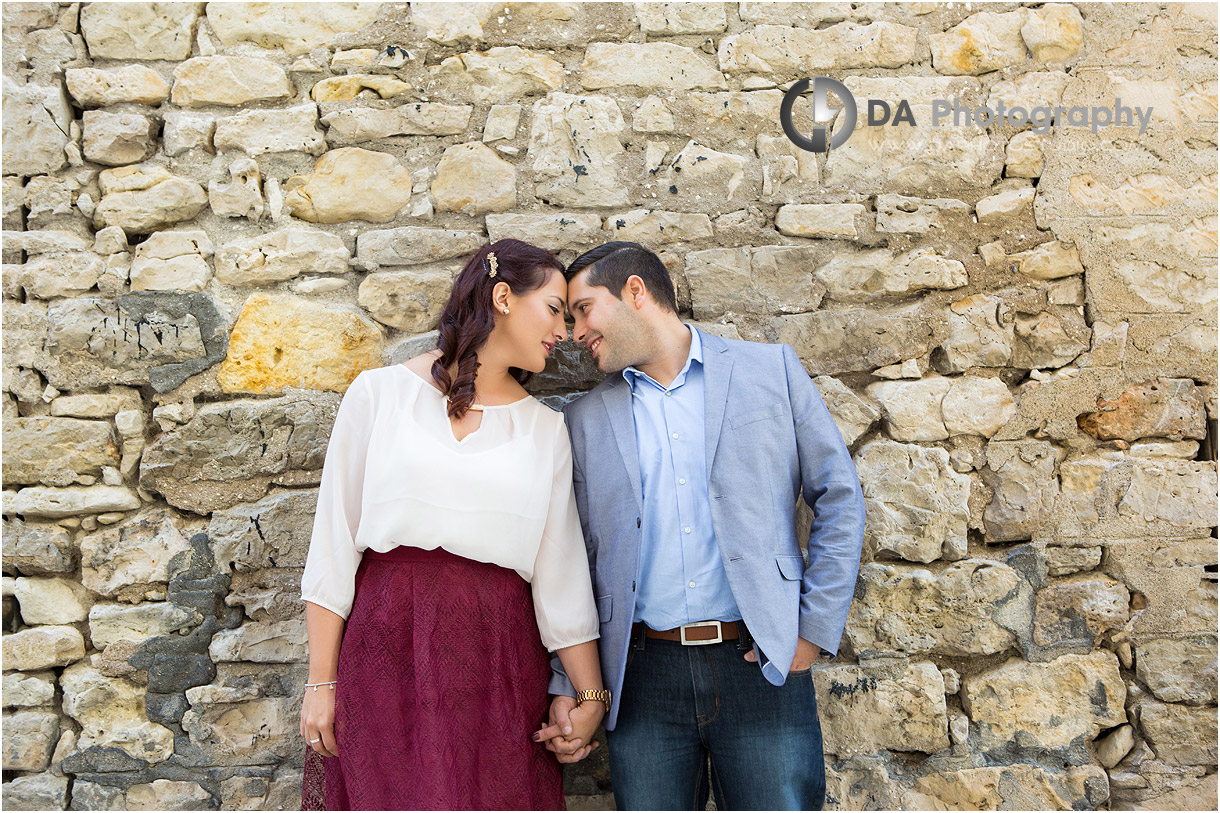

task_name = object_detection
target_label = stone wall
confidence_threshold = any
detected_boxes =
[2,2,1216,810]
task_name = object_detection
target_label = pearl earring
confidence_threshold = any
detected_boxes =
[502,308,509,315]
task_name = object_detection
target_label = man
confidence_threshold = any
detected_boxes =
[537,241,866,810]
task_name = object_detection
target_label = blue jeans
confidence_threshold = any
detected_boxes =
[605,626,826,811]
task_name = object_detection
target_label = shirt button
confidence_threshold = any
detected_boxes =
[665,391,672,397]
[679,478,686,485]
[671,432,679,439]
[684,527,692,534]
[689,581,696,588]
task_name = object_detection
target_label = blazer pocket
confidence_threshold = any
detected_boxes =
[728,404,785,430]
[776,555,805,581]
[596,594,612,623]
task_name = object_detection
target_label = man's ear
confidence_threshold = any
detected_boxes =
[622,275,648,309]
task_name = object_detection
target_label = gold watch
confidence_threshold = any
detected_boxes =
[576,689,611,713]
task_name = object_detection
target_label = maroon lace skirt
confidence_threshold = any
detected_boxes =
[302,545,565,810]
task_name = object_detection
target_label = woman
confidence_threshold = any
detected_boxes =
[299,239,606,810]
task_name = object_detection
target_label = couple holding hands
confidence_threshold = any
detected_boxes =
[299,239,866,811]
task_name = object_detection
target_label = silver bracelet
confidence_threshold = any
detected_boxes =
[305,680,337,691]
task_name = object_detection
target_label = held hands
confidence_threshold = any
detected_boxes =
[743,636,821,672]
[300,684,339,758]
[532,695,603,764]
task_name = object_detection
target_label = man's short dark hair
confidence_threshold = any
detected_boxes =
[564,241,678,313]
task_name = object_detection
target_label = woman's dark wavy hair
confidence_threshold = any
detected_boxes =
[432,239,563,420]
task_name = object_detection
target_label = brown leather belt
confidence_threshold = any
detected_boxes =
[634,620,740,645]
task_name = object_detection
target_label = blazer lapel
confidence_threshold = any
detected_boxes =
[700,331,733,475]
[601,377,643,513]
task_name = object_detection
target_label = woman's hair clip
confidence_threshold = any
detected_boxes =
[485,251,499,278]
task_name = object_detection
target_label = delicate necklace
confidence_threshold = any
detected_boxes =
[447,394,483,412]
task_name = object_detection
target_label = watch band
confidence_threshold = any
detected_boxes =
[576,689,611,713]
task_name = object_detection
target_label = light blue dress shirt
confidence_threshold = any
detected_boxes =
[623,326,742,630]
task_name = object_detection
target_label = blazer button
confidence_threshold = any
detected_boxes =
[636,517,641,528]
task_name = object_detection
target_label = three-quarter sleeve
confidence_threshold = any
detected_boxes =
[530,415,600,652]
[301,371,375,619]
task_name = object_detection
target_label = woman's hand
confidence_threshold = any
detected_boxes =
[300,685,339,758]
[564,698,605,752]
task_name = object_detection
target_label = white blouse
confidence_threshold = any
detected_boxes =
[300,364,600,652]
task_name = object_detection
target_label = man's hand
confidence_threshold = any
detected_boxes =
[533,695,600,763]
[743,636,822,671]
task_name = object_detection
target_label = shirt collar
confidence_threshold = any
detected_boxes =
[622,325,703,393]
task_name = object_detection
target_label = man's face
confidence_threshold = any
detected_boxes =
[567,269,646,373]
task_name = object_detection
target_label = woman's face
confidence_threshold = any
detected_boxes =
[497,269,569,373]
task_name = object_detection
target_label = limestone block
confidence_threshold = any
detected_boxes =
[1032,575,1130,646]
[89,602,202,648]
[60,662,175,762]
[633,96,675,133]
[3,416,121,485]
[331,48,377,70]
[171,56,291,108]
[1096,723,1135,768]
[485,214,603,253]
[356,226,482,270]
[1,672,56,708]
[3,252,105,300]
[431,142,516,215]
[1077,379,1208,442]
[635,2,726,34]
[162,111,215,156]
[605,210,713,245]
[941,376,1017,438]
[1139,700,1217,766]
[1135,637,1218,705]
[483,104,521,142]
[812,376,879,447]
[1010,241,1084,281]
[1021,3,1084,64]
[983,441,1059,542]
[13,576,93,624]
[906,764,1108,810]
[824,76,998,194]
[1,520,74,574]
[930,10,1029,75]
[321,103,472,141]
[284,147,412,223]
[129,229,214,292]
[1045,546,1102,576]
[866,376,953,442]
[93,165,208,234]
[962,651,1125,750]
[80,2,198,60]
[0,773,69,810]
[1,625,86,671]
[430,47,564,103]
[310,74,413,102]
[205,2,380,55]
[854,441,970,563]
[1,80,72,176]
[0,228,90,258]
[126,779,213,811]
[814,660,949,757]
[1117,459,1217,529]
[82,111,156,166]
[409,1,496,44]
[940,294,1013,372]
[209,619,307,662]
[816,247,967,299]
[208,157,265,221]
[214,104,326,157]
[139,390,341,514]
[358,267,455,333]
[181,691,299,766]
[719,22,918,74]
[846,560,1021,656]
[66,65,170,107]
[582,43,726,91]
[976,186,1035,223]
[770,304,935,377]
[1,712,58,771]
[68,782,125,811]
[989,71,1071,118]
[80,510,193,599]
[656,140,750,211]
[757,134,820,204]
[216,294,382,394]
[1007,131,1046,177]
[776,204,863,239]
[875,194,972,234]
[226,568,306,622]
[216,226,350,285]
[529,94,628,207]
[686,246,822,320]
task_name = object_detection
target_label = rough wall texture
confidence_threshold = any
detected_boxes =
[2,2,1217,810]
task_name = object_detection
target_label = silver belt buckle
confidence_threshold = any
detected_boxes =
[679,620,723,646]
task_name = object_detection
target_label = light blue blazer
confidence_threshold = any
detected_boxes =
[550,330,866,730]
